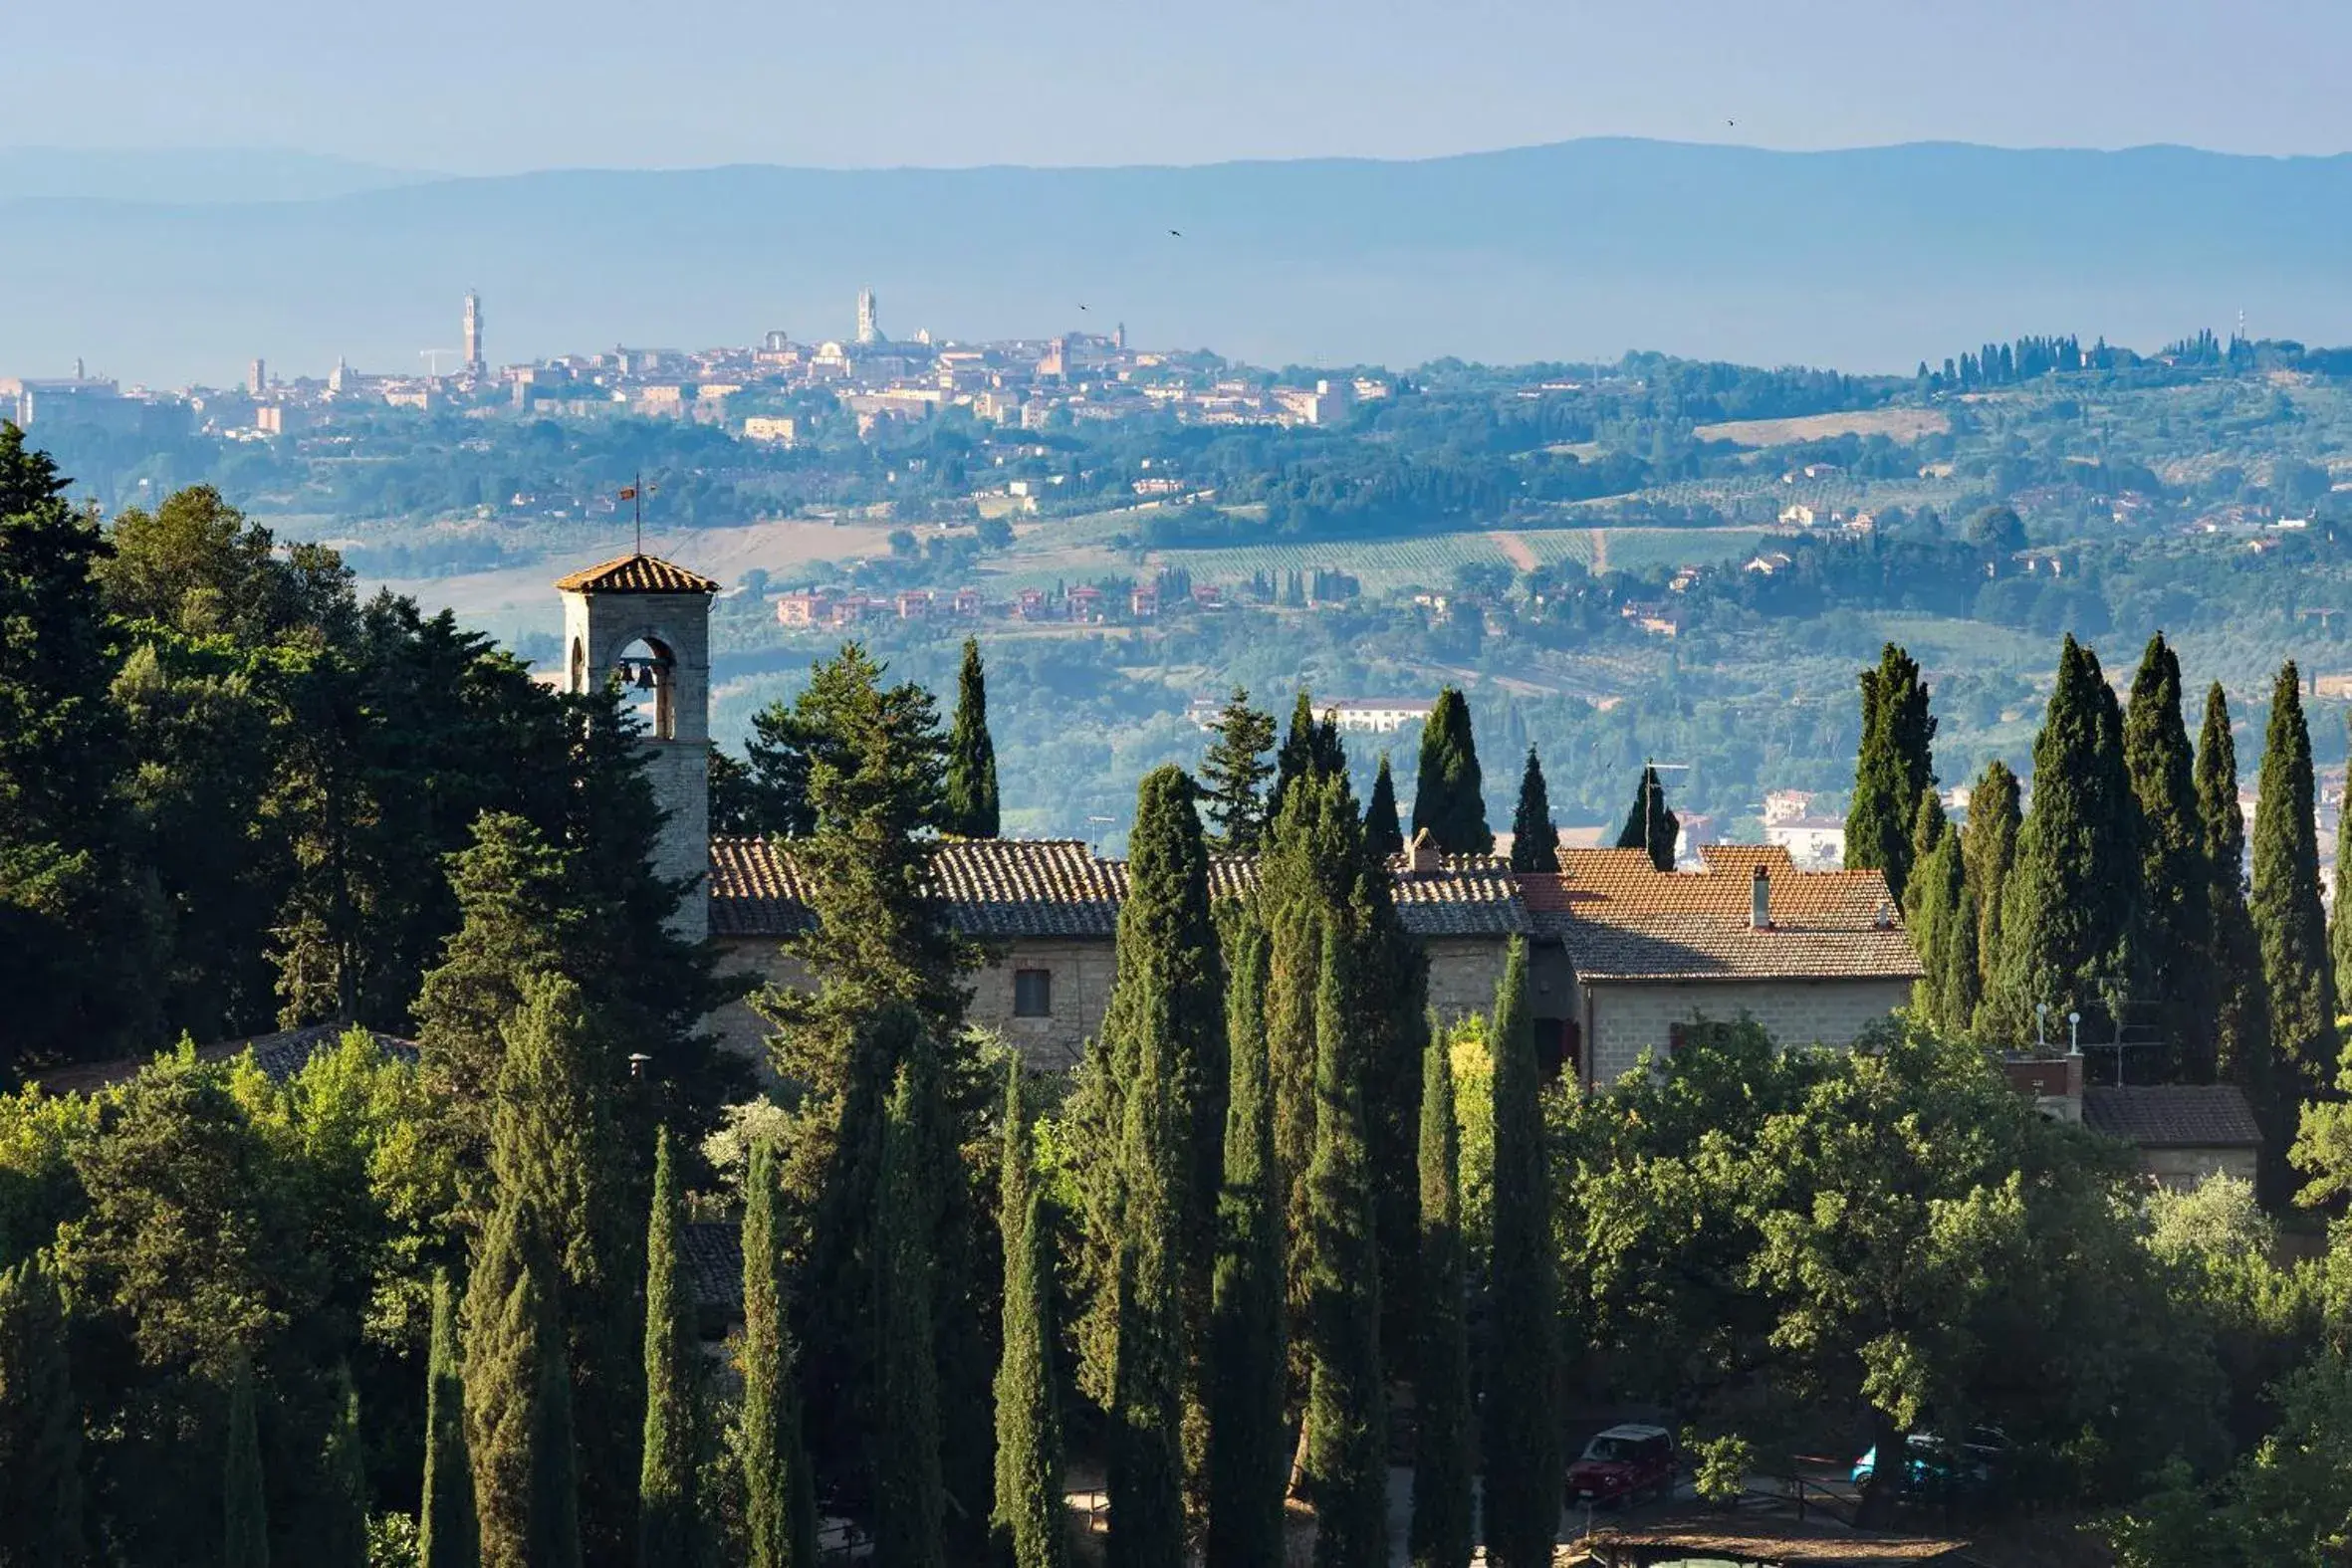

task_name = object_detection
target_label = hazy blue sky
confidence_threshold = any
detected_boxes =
[13,0,2349,171]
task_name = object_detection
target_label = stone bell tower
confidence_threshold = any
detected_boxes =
[554,552,721,937]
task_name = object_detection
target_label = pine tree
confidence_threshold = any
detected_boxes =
[1614,764,1679,872]
[637,1127,696,1568]
[739,1139,816,1568]
[1408,1024,1472,1568]
[319,1364,369,1568]
[1987,637,2134,1040]
[942,637,1000,837]
[1301,926,1388,1568]
[1483,939,1559,1568]
[419,1272,478,1568]
[1364,755,1405,860]
[1961,760,2020,1010]
[1847,643,1937,904]
[1201,687,1280,855]
[0,1254,82,1568]
[875,1050,948,1568]
[1508,747,1560,873]
[1412,687,1493,854]
[2123,633,2216,1080]
[2251,662,2337,1100]
[993,1061,1069,1568]
[224,1356,270,1568]
[1206,914,1286,1568]
[2198,684,2268,1090]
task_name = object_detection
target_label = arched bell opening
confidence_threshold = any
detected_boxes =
[613,634,678,740]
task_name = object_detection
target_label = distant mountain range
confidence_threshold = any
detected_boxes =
[6,139,2351,387]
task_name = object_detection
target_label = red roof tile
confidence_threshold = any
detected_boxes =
[553,553,721,594]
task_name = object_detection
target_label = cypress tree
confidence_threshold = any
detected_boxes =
[942,637,1000,837]
[2251,662,2337,1100]
[2198,683,2268,1091]
[419,1272,478,1568]
[1301,926,1388,1568]
[466,1191,579,1568]
[1847,643,1937,904]
[1614,764,1679,872]
[1905,795,1964,1031]
[1508,746,1559,873]
[1941,874,1982,1036]
[2332,714,2352,1021]
[1105,990,1187,1568]
[2123,633,2216,1080]
[1206,913,1286,1568]
[320,1364,369,1568]
[1364,755,1405,860]
[0,1253,82,1568]
[1413,687,1493,854]
[1987,636,2134,1040]
[1961,760,2021,1010]
[224,1356,270,1568]
[1201,687,1280,855]
[739,1140,816,1568]
[1408,1024,1472,1568]
[638,1127,696,1568]
[1483,939,1559,1568]
[875,1050,947,1568]
[993,1061,1069,1568]
[1271,691,1341,826]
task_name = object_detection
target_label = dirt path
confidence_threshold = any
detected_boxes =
[1488,531,1540,571]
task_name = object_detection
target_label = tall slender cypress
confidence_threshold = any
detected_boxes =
[1364,755,1405,860]
[320,1364,369,1568]
[466,1192,580,1568]
[1408,1025,1472,1568]
[419,1272,478,1568]
[1961,760,2021,1012]
[2250,661,2336,1099]
[0,1254,82,1568]
[1988,636,2134,1040]
[1301,926,1388,1568]
[739,1140,815,1568]
[993,1061,1069,1568]
[943,637,1000,837]
[2123,633,2216,1080]
[224,1356,270,1568]
[2198,684,2268,1091]
[1614,764,1679,872]
[1106,990,1186,1568]
[1206,914,1287,1568]
[875,1053,947,1568]
[638,1128,696,1568]
[1847,643,1937,904]
[2332,714,2352,1022]
[1483,939,1558,1568]
[1508,746,1559,873]
[1272,691,1341,826]
[1903,794,1963,1029]
[1941,874,1982,1035]
[1413,688,1493,854]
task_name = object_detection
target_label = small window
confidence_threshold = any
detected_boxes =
[1666,1021,1689,1053]
[1014,969,1053,1018]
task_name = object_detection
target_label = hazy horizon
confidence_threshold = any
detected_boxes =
[10,1,2349,173]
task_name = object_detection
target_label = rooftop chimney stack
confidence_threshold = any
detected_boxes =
[1751,864,1771,930]
[1408,827,1442,875]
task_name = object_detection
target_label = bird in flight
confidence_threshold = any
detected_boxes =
[1169,228,1183,237]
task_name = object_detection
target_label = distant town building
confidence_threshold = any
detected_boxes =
[463,291,485,378]
[856,287,882,345]
[1323,698,1435,735]
[248,357,267,397]
[741,416,798,445]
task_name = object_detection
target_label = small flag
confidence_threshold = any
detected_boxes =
[617,485,638,500]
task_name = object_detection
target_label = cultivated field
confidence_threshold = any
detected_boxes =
[1694,407,1951,447]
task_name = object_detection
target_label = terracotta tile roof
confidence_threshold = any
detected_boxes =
[31,1024,419,1096]
[552,553,721,595]
[1527,847,1923,983]
[2083,1084,2263,1149]
[710,837,1529,941]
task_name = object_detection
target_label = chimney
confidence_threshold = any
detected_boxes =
[1408,827,1442,875]
[1750,864,1771,930]
[1874,900,1893,930]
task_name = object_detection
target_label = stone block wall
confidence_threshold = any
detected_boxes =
[1582,977,1913,1086]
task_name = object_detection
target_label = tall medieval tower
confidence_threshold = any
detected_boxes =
[463,290,485,378]
[554,552,719,938]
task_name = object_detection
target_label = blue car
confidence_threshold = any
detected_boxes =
[1852,1428,2010,1493]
